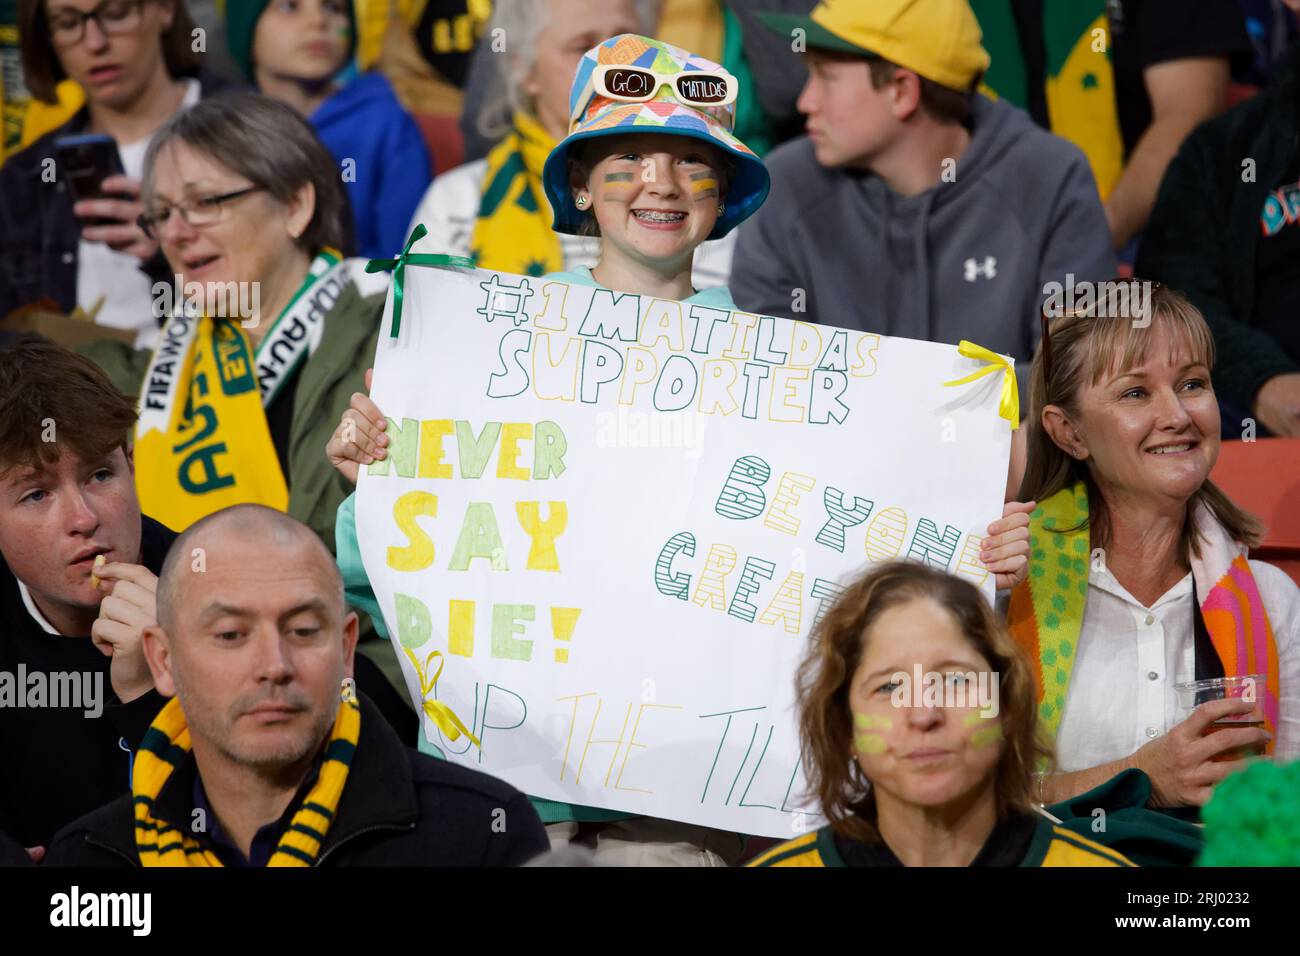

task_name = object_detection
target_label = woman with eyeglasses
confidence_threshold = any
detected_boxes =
[81,92,386,558]
[0,0,235,343]
[1009,283,1300,810]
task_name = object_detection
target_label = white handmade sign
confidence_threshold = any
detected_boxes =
[354,264,1012,838]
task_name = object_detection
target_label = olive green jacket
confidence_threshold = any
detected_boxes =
[81,280,384,556]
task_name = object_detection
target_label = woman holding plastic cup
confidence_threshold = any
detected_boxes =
[1012,283,1300,809]
[1173,675,1270,763]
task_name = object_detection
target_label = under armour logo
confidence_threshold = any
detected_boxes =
[964,256,997,282]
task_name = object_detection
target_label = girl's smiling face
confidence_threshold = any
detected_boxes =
[573,133,724,272]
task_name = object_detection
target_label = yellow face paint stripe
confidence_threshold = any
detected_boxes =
[854,713,892,729]
[962,711,1002,748]
[969,723,1003,748]
[854,733,887,754]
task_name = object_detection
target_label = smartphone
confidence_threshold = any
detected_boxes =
[54,133,127,226]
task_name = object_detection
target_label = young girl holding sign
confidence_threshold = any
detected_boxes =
[326,34,1033,864]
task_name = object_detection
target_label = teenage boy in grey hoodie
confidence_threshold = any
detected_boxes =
[732,0,1115,403]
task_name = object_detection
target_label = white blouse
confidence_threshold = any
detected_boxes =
[1053,560,1300,772]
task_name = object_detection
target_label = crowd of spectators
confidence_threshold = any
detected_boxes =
[2,0,1298,869]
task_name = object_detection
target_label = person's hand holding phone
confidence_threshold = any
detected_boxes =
[74,174,159,261]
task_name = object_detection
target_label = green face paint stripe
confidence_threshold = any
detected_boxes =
[689,170,716,180]
[969,724,1003,748]
[603,172,635,183]
[962,713,986,727]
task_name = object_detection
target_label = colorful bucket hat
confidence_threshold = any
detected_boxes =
[542,34,770,240]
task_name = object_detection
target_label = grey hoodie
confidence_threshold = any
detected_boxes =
[730,95,1115,401]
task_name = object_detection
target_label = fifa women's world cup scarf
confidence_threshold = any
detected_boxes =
[1007,483,1281,751]
[133,696,360,866]
[133,250,351,531]
[470,111,564,277]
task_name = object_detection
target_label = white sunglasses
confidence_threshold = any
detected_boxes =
[572,64,739,125]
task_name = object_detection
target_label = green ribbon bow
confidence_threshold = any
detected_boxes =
[366,223,476,338]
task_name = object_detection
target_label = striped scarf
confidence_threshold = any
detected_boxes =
[133,696,360,867]
[469,110,563,277]
[1008,483,1280,751]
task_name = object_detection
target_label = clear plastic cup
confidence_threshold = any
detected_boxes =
[1174,675,1268,762]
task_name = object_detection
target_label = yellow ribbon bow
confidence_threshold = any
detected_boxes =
[403,648,482,747]
[943,340,1020,429]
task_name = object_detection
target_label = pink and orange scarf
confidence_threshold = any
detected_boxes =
[1008,483,1280,752]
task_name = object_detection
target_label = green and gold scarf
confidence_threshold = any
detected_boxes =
[133,249,350,530]
[1008,483,1281,750]
[470,110,564,277]
[133,696,360,867]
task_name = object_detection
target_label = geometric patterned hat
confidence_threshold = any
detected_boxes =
[542,34,770,239]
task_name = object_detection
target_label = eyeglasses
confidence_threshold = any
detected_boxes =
[47,0,145,47]
[573,64,738,124]
[137,186,261,239]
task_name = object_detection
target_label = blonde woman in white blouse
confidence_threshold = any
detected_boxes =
[1008,283,1298,809]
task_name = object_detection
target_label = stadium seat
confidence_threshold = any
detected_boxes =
[1210,438,1300,586]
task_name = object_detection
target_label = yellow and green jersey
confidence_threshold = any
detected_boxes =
[749,815,1135,868]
